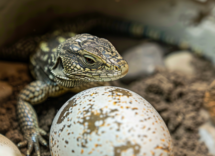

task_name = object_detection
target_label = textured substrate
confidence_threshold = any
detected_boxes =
[0,55,214,156]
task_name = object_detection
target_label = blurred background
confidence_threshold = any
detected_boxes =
[0,0,215,156]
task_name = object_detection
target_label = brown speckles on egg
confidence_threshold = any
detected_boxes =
[109,88,132,98]
[126,106,130,109]
[81,149,84,154]
[114,141,141,156]
[132,107,138,110]
[59,125,66,133]
[50,87,173,156]
[57,98,77,124]
[95,144,102,147]
[154,145,172,153]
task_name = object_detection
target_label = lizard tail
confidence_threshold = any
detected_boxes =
[0,14,204,61]
[98,16,204,57]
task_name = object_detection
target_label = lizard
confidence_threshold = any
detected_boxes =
[18,33,128,156]
[0,14,209,156]
[0,19,129,156]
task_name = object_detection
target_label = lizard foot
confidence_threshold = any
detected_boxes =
[17,128,48,156]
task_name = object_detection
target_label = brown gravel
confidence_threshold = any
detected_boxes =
[0,54,215,156]
[129,56,215,156]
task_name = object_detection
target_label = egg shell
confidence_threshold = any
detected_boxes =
[50,86,173,156]
[0,134,22,156]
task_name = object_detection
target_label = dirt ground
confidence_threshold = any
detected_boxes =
[0,47,215,156]
[130,57,215,156]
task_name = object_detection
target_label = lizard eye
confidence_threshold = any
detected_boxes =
[84,55,95,65]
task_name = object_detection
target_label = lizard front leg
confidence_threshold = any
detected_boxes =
[17,80,67,156]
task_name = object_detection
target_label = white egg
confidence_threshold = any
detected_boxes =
[50,86,173,156]
[0,134,22,156]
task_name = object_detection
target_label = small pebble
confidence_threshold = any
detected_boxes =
[164,51,195,76]
[199,119,215,155]
[121,42,164,82]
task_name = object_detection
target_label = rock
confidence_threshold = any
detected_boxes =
[0,81,13,103]
[0,134,22,156]
[164,51,195,76]
[199,119,215,155]
[121,42,164,82]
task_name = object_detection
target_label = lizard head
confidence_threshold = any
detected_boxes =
[51,33,128,88]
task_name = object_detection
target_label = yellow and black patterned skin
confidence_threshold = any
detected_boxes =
[17,32,128,156]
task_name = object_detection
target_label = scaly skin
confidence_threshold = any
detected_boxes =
[17,33,128,156]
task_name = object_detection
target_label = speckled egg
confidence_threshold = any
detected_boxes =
[0,134,22,156]
[50,86,173,156]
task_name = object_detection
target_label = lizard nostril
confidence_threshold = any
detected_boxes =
[52,57,64,74]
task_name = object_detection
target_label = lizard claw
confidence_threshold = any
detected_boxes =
[18,127,47,156]
[17,140,28,148]
[38,128,47,136]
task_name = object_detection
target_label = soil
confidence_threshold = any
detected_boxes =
[129,57,215,156]
[0,46,215,156]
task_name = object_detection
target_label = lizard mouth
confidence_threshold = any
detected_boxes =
[51,57,129,88]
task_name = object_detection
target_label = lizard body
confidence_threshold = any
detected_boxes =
[15,31,128,156]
